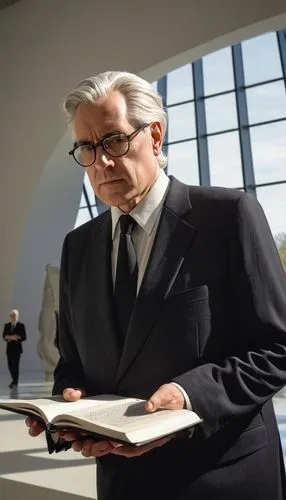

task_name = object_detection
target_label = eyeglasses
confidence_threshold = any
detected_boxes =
[69,123,150,167]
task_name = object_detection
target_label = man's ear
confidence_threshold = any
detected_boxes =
[150,121,163,156]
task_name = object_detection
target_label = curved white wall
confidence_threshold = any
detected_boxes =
[1,0,286,372]
[11,133,83,372]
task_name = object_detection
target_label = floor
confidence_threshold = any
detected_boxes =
[0,372,285,500]
[0,371,96,500]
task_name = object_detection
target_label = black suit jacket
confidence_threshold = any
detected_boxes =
[53,177,286,500]
[2,322,26,356]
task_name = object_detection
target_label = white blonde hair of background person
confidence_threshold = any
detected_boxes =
[63,71,168,169]
[9,309,19,321]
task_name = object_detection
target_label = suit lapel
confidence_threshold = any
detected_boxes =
[87,212,121,368]
[117,177,196,382]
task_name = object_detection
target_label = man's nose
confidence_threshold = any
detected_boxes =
[94,150,115,170]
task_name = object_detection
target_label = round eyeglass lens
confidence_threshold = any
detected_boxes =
[75,145,95,166]
[104,135,129,156]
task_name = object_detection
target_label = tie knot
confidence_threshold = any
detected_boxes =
[119,215,136,235]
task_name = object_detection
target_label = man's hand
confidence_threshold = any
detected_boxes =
[25,387,87,439]
[59,433,173,459]
[54,387,116,457]
[4,335,16,341]
[27,385,184,458]
[109,436,173,458]
[57,387,114,456]
[68,384,184,459]
[25,415,45,436]
[62,387,86,401]
[102,384,184,459]
[145,383,185,412]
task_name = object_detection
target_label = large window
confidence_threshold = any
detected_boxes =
[204,93,238,134]
[241,32,283,85]
[203,47,235,95]
[74,173,103,229]
[162,28,286,243]
[208,131,243,188]
[168,102,197,141]
[168,140,199,185]
[166,64,194,105]
[250,121,286,185]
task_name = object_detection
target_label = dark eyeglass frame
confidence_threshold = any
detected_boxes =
[69,122,151,167]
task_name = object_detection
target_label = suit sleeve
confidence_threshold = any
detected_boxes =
[2,324,9,341]
[173,193,286,438]
[20,324,27,342]
[53,234,88,395]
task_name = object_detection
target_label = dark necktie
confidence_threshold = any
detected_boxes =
[114,215,138,342]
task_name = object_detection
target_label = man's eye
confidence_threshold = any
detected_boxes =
[110,135,125,143]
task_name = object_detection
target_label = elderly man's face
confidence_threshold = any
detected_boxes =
[73,91,163,212]
[9,312,17,323]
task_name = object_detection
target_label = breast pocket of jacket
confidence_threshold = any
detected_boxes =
[157,285,211,362]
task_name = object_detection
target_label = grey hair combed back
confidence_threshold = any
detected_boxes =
[63,71,168,168]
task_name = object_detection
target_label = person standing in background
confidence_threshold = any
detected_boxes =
[2,309,26,389]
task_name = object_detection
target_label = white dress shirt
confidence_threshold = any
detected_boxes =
[111,169,191,409]
[111,168,169,293]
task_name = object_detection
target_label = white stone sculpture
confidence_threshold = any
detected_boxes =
[37,264,60,381]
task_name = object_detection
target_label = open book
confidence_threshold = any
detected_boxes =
[0,394,202,453]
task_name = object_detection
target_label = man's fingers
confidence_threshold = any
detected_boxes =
[25,416,34,427]
[72,440,83,452]
[145,393,162,412]
[146,383,185,412]
[109,441,124,448]
[28,426,43,437]
[59,431,79,441]
[25,417,44,436]
[63,388,83,401]
[90,440,114,457]
[111,435,173,458]
[80,438,95,457]
[146,386,172,411]
[64,436,113,457]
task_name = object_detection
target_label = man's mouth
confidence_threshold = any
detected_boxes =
[101,179,123,185]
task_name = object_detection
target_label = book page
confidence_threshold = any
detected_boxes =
[0,395,201,444]
[0,395,142,425]
[0,397,66,423]
[43,395,132,422]
[53,399,202,443]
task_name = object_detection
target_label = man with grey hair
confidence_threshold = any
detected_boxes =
[2,309,26,388]
[26,71,286,500]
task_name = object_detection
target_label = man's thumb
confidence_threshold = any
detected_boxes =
[145,394,161,412]
[63,388,82,401]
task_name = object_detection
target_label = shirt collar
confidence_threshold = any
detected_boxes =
[111,169,170,239]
